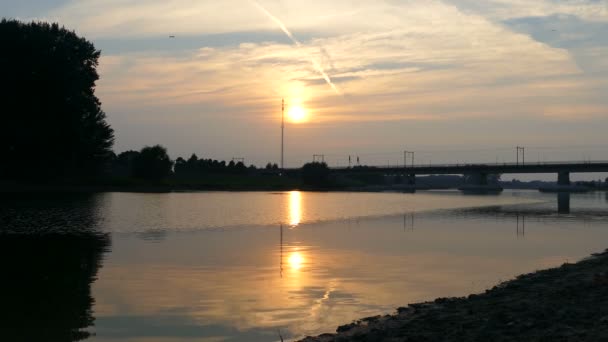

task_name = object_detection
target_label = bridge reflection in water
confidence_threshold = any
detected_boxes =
[558,193,571,214]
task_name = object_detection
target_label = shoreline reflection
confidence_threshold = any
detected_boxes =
[0,194,110,341]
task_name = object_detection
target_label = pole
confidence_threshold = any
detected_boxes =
[281,99,285,174]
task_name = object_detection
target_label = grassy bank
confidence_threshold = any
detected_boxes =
[300,250,608,342]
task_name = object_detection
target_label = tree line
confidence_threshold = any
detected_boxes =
[109,145,285,181]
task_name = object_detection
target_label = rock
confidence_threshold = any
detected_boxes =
[297,250,608,342]
[397,307,411,314]
[336,322,357,333]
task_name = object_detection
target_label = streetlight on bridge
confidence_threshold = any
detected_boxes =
[404,151,415,168]
[516,146,526,166]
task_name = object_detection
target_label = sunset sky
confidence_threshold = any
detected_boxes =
[4,0,608,169]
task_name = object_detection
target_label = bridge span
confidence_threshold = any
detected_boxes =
[328,161,608,189]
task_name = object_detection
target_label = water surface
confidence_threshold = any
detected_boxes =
[1,190,607,341]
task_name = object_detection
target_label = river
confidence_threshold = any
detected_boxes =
[1,190,607,341]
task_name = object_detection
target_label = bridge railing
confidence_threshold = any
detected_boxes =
[327,160,608,170]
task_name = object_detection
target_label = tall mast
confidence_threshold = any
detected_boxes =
[281,98,285,172]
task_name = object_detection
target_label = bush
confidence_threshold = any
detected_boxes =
[301,162,331,187]
[132,145,173,181]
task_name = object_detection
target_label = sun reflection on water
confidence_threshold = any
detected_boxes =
[289,191,302,227]
[288,251,304,270]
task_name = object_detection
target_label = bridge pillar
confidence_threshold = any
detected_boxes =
[407,174,416,186]
[558,193,571,214]
[459,172,503,194]
[557,172,571,186]
[466,172,488,186]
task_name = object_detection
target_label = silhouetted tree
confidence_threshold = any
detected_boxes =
[301,162,331,187]
[174,157,187,176]
[187,154,198,164]
[173,155,253,178]
[132,145,173,181]
[110,150,139,177]
[235,161,247,173]
[0,20,114,179]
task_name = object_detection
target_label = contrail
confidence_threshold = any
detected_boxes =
[249,0,341,94]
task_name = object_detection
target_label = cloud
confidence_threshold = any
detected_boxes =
[249,0,341,94]
[445,0,608,23]
[49,0,608,42]
[95,0,589,123]
[36,0,606,161]
[49,0,382,38]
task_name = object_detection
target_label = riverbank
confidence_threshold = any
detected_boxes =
[0,177,302,193]
[299,250,608,342]
[2,179,606,194]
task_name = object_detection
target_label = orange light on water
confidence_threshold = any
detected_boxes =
[289,191,302,227]
[288,252,304,270]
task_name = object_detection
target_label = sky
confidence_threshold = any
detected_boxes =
[3,0,608,174]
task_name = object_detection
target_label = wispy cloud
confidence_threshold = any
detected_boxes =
[248,0,340,94]
[28,0,607,161]
[446,0,608,22]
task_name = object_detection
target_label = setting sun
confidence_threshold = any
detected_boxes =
[287,105,307,123]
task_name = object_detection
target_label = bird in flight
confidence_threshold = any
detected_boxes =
[169,35,175,38]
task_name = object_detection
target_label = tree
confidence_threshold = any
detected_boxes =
[0,20,114,179]
[301,162,331,187]
[132,145,173,181]
[111,150,139,177]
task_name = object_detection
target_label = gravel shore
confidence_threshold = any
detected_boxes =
[299,250,608,342]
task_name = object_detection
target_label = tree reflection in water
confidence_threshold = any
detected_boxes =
[0,194,110,341]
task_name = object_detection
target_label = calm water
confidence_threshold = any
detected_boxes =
[1,190,607,341]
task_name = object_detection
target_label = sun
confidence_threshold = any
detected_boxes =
[287,105,307,123]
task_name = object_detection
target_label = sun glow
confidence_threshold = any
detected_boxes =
[287,105,307,123]
[288,191,302,227]
[288,252,304,270]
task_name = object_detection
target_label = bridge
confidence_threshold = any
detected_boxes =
[327,160,608,191]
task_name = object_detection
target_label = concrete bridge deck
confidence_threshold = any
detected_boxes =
[328,161,608,175]
[324,161,608,189]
